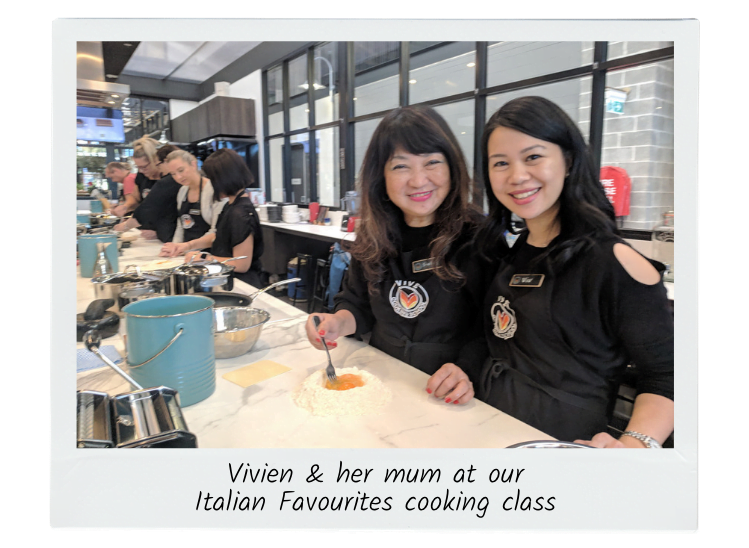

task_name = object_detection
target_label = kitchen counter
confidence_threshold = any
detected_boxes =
[75,234,553,448]
[260,220,356,244]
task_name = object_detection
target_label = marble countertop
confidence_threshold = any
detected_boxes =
[76,234,552,448]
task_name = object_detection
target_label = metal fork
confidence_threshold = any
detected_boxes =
[313,315,337,382]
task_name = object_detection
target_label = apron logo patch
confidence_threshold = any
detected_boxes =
[491,296,517,339]
[181,214,195,229]
[389,280,429,319]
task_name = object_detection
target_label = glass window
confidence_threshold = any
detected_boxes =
[316,127,340,208]
[409,42,476,104]
[354,117,383,182]
[487,42,594,87]
[607,41,674,61]
[600,60,674,230]
[268,138,284,203]
[354,42,400,117]
[432,99,475,177]
[313,43,339,126]
[122,97,141,142]
[288,55,309,131]
[485,77,592,141]
[268,109,284,136]
[267,66,283,106]
[288,132,310,203]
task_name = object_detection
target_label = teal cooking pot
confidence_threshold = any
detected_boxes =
[121,295,216,407]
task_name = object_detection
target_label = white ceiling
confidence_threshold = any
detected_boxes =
[121,41,262,84]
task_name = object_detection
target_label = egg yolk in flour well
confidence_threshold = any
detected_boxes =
[325,374,365,391]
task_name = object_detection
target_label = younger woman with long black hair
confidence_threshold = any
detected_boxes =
[429,96,674,447]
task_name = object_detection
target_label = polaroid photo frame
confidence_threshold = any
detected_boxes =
[52,18,698,531]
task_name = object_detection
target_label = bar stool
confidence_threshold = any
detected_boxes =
[309,257,331,314]
[291,253,314,310]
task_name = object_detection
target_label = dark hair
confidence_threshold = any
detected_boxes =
[202,149,255,200]
[156,144,180,163]
[352,104,483,293]
[478,96,617,270]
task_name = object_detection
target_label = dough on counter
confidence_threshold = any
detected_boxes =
[223,360,291,388]
[140,258,184,271]
[293,366,392,416]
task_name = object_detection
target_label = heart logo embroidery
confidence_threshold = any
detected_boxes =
[389,281,429,319]
[399,289,418,309]
[491,296,517,340]
[498,312,510,331]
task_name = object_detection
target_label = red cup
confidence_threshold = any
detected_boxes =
[309,202,320,224]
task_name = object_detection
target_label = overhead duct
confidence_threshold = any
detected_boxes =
[77,42,130,109]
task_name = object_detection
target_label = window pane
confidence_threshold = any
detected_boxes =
[607,41,673,61]
[485,78,592,142]
[267,66,283,106]
[289,133,310,203]
[316,127,340,208]
[409,42,475,104]
[601,60,674,230]
[432,100,474,177]
[354,117,383,182]
[487,42,594,87]
[122,97,141,142]
[268,109,284,136]
[268,138,284,203]
[354,42,400,117]
[288,55,309,131]
[289,103,309,131]
[313,43,339,125]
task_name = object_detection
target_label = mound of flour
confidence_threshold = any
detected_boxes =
[293,366,392,416]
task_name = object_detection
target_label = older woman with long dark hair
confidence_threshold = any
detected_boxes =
[305,105,490,403]
[441,96,674,447]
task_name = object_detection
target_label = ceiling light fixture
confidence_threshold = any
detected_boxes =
[467,62,476,67]
[409,79,417,84]
[107,101,116,104]
[124,43,132,47]
[111,94,120,98]
[106,74,118,79]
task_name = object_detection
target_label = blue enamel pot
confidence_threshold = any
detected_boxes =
[122,295,216,407]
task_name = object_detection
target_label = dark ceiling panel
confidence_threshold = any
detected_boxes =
[102,42,140,81]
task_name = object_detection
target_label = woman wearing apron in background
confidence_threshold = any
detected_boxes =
[304,105,490,402]
[438,96,674,447]
[159,149,226,257]
[181,148,265,288]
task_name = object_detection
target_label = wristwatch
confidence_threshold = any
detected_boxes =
[621,431,662,448]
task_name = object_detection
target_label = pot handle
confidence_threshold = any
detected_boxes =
[127,328,184,369]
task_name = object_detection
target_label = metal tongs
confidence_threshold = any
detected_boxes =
[313,315,337,382]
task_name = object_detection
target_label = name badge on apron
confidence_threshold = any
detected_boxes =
[509,274,545,288]
[412,257,435,273]
[181,213,195,230]
[189,208,201,216]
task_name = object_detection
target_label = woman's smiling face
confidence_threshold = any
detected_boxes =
[384,147,451,227]
[487,126,567,226]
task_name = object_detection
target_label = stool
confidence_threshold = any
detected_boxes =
[291,253,314,309]
[309,257,331,314]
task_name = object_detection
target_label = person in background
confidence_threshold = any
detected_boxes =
[303,105,488,401]
[441,96,674,447]
[112,137,162,218]
[182,148,265,288]
[106,162,136,216]
[158,149,226,257]
[113,144,182,242]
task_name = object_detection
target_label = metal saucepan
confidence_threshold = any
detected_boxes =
[91,265,171,313]
[170,256,247,295]
[506,440,594,449]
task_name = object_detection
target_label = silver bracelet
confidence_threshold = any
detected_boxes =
[621,431,662,449]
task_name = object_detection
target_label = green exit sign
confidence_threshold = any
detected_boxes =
[605,88,628,115]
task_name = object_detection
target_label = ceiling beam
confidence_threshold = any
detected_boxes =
[114,74,203,102]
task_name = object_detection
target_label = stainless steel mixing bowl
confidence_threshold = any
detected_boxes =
[213,307,271,359]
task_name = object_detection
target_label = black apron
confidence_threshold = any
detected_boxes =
[179,180,211,244]
[368,246,467,376]
[479,251,611,441]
